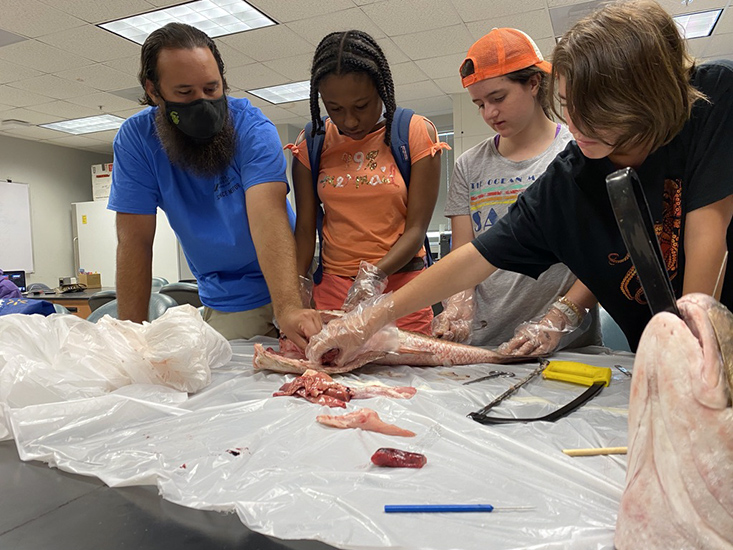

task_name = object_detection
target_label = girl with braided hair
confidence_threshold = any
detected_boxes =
[287,30,449,333]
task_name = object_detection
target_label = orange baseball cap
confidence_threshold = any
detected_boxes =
[460,28,552,88]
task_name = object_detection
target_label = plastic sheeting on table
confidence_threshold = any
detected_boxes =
[2,314,634,550]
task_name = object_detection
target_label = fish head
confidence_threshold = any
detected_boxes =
[675,293,732,407]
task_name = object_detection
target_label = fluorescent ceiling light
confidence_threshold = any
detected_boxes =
[40,114,126,135]
[248,80,310,104]
[673,9,722,39]
[99,0,276,45]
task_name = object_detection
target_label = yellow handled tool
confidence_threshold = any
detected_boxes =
[543,361,612,387]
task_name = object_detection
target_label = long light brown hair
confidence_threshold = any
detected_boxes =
[550,0,706,153]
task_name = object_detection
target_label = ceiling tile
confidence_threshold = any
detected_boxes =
[376,37,409,65]
[391,61,429,86]
[686,36,712,58]
[0,59,43,85]
[546,0,599,8]
[391,25,474,60]
[0,0,84,38]
[111,106,147,118]
[664,0,728,16]
[433,75,466,95]
[66,91,141,112]
[80,142,114,154]
[0,84,53,107]
[286,8,386,46]
[9,74,98,100]
[220,25,313,62]
[225,62,292,91]
[395,80,444,102]
[44,133,106,147]
[451,0,552,20]
[262,53,313,82]
[535,37,557,59]
[214,39,256,69]
[102,56,141,77]
[56,63,139,91]
[251,0,356,23]
[27,99,101,119]
[3,124,68,140]
[0,40,94,73]
[0,28,27,47]
[714,8,733,35]
[37,0,155,24]
[0,107,61,124]
[549,0,600,37]
[701,31,733,58]
[362,0,462,37]
[414,52,466,80]
[400,95,453,117]
[38,24,140,62]
[467,10,554,41]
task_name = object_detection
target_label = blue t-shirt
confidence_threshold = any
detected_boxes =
[108,96,292,312]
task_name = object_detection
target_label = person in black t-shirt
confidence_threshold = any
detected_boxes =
[305,0,733,363]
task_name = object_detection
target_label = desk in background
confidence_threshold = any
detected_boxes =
[25,287,115,320]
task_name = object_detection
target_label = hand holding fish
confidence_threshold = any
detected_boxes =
[431,289,475,343]
[306,294,398,367]
[499,300,581,356]
[342,261,388,312]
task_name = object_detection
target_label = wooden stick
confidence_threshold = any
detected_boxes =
[714,251,728,301]
[562,446,628,457]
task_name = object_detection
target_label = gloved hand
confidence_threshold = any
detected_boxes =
[299,275,314,308]
[431,289,475,343]
[342,261,388,312]
[306,294,398,368]
[498,298,584,356]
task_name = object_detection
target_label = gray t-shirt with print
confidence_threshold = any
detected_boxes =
[444,126,600,346]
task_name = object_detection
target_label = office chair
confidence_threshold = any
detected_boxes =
[159,282,202,308]
[599,307,632,352]
[88,289,117,312]
[151,277,169,293]
[52,303,72,314]
[87,293,178,324]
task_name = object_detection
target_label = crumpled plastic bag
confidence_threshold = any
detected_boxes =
[0,305,231,440]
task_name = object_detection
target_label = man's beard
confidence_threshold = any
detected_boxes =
[154,107,236,178]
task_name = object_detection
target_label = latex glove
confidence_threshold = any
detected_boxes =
[299,275,314,308]
[431,289,475,343]
[498,305,578,357]
[277,307,323,350]
[306,294,398,368]
[342,261,388,312]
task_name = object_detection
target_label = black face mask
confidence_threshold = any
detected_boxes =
[163,95,228,142]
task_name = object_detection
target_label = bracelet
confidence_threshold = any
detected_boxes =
[554,295,586,327]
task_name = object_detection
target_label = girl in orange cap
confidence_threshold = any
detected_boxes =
[432,27,600,352]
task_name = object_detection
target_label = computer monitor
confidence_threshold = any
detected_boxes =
[3,270,26,292]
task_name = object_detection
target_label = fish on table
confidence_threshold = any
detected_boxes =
[615,293,733,550]
[254,316,533,375]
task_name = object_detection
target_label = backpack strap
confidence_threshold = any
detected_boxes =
[389,107,434,267]
[304,118,327,284]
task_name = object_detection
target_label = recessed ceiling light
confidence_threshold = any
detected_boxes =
[40,115,126,135]
[98,0,276,45]
[248,81,310,104]
[673,9,722,39]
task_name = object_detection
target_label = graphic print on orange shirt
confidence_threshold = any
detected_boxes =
[319,149,398,189]
[608,178,682,303]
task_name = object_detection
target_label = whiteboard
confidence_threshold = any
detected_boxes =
[0,181,34,272]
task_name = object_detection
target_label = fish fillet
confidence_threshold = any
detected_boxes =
[316,408,416,437]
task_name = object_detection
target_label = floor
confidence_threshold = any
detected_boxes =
[0,440,335,550]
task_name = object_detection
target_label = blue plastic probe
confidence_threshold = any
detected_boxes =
[384,504,533,513]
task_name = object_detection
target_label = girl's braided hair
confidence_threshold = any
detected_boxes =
[309,30,395,145]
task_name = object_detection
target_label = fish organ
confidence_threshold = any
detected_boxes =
[615,294,733,550]
[371,448,427,468]
[273,369,416,408]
